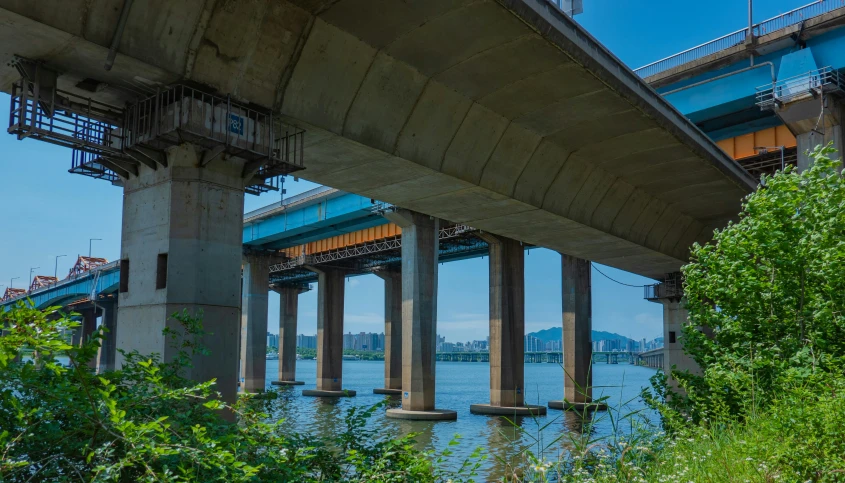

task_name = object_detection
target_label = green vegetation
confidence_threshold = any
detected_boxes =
[3,146,845,482]
[0,304,479,482]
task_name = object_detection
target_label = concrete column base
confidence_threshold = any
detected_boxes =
[271,380,304,386]
[547,400,608,412]
[302,389,357,397]
[373,388,402,395]
[470,403,547,416]
[385,408,457,421]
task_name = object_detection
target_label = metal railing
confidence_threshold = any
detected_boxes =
[644,272,684,301]
[1,261,120,305]
[634,0,845,79]
[7,79,125,157]
[754,0,845,35]
[244,186,338,222]
[755,66,844,108]
[635,29,749,79]
[124,84,305,177]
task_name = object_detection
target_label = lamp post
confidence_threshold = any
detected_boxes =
[10,277,19,289]
[55,255,67,280]
[89,239,102,258]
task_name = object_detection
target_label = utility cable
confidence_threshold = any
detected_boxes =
[590,262,649,288]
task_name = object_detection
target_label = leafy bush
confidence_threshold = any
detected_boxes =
[662,144,845,423]
[0,302,471,482]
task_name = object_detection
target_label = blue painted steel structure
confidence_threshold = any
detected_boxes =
[649,5,845,141]
[2,261,120,311]
[243,188,385,250]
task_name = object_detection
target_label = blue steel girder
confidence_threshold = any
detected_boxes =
[1,266,120,311]
[243,191,383,250]
[657,26,845,140]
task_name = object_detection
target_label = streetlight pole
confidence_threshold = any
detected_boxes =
[89,238,102,258]
[749,0,754,66]
[55,255,67,279]
[10,277,19,289]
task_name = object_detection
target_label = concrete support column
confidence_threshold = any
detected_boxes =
[239,253,271,393]
[302,266,355,397]
[97,300,118,373]
[472,234,544,416]
[549,254,605,411]
[661,299,700,389]
[384,209,455,420]
[73,309,97,347]
[374,269,402,395]
[116,143,245,407]
[76,308,99,369]
[797,126,843,172]
[271,285,307,386]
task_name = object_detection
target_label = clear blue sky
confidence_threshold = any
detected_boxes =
[0,0,806,341]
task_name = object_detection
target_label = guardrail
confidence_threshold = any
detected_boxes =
[243,186,338,222]
[1,260,120,305]
[756,66,844,108]
[634,0,845,79]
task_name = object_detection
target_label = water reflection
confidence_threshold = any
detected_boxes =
[261,359,658,478]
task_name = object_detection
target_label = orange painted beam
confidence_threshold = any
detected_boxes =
[281,223,402,259]
[717,126,796,160]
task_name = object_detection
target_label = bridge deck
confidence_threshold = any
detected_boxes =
[0,0,756,279]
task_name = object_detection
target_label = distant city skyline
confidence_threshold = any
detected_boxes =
[288,329,663,354]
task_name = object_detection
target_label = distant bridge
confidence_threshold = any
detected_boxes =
[435,350,648,364]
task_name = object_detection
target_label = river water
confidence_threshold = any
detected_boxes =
[262,359,659,479]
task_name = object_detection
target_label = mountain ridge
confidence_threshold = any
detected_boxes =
[527,327,640,343]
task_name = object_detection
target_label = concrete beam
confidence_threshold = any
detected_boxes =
[271,285,307,386]
[0,0,757,280]
[302,265,356,397]
[240,253,271,393]
[373,269,402,395]
[384,209,455,420]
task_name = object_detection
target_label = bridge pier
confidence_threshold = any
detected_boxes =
[472,234,545,417]
[373,269,402,395]
[549,254,606,412]
[75,308,99,369]
[302,266,355,397]
[794,101,844,172]
[116,144,244,408]
[271,285,307,386]
[240,253,271,393]
[97,300,118,373]
[384,209,455,421]
[660,299,700,385]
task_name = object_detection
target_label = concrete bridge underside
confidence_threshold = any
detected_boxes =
[0,0,756,279]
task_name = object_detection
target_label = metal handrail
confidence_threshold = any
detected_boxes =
[755,66,844,108]
[634,0,845,79]
[243,186,338,222]
[1,260,120,305]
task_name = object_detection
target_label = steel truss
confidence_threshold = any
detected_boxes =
[269,225,485,286]
[269,224,475,273]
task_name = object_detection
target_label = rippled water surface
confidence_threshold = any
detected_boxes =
[262,359,659,478]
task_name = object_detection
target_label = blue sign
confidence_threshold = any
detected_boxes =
[229,113,244,135]
[403,392,409,398]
